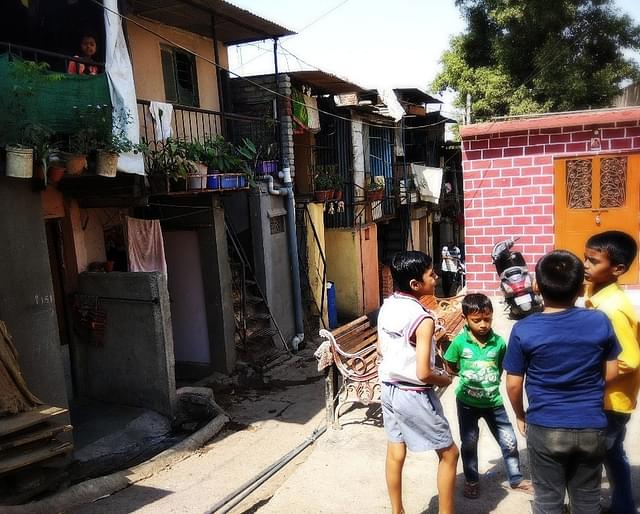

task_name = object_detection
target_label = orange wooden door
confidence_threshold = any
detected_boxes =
[554,154,640,284]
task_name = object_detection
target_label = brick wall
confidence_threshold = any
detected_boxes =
[462,118,640,294]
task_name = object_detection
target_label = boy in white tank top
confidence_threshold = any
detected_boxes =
[377,251,459,514]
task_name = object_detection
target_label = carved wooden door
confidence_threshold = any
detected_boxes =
[554,154,639,284]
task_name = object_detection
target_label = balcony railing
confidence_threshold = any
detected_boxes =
[0,41,105,74]
[136,99,278,150]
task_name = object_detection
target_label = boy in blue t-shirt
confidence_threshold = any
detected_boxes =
[504,250,620,514]
[444,293,532,499]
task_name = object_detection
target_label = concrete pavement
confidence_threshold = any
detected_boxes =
[71,297,640,513]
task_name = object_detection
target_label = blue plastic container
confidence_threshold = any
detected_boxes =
[327,281,338,329]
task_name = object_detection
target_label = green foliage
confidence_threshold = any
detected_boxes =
[432,0,640,119]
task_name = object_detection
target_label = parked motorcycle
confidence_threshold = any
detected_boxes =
[491,237,542,319]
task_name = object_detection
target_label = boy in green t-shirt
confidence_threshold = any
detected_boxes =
[444,293,533,499]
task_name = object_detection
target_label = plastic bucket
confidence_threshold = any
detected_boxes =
[327,281,338,329]
[5,146,34,178]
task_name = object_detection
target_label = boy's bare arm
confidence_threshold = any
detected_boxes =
[415,319,451,386]
[506,373,526,436]
[605,358,619,384]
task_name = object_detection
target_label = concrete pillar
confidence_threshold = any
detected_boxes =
[198,197,236,373]
[0,178,69,414]
[249,185,295,342]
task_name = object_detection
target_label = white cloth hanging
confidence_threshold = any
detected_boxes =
[103,0,145,175]
[149,101,174,141]
[304,95,321,133]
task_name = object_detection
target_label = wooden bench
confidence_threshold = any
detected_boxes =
[320,295,465,428]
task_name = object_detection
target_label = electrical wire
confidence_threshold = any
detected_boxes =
[94,0,449,131]
[297,0,352,32]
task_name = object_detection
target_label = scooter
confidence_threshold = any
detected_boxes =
[491,237,542,319]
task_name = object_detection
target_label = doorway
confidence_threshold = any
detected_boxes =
[554,154,639,284]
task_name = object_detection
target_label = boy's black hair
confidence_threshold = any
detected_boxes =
[535,250,584,304]
[461,293,493,316]
[391,251,433,293]
[586,230,638,269]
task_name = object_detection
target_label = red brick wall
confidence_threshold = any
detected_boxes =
[462,119,640,294]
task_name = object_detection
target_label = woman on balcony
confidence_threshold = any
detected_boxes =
[67,34,100,76]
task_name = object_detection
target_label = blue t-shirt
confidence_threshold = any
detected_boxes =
[503,307,620,429]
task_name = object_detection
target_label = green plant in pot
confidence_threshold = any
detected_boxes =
[64,125,95,175]
[332,173,344,201]
[314,168,335,202]
[0,60,61,179]
[94,107,137,178]
[236,137,258,188]
[367,178,385,201]
[142,138,193,193]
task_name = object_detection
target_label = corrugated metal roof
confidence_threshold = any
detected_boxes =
[394,88,442,105]
[130,0,295,45]
[287,70,365,94]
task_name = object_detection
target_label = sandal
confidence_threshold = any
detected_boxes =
[463,481,479,499]
[511,479,534,494]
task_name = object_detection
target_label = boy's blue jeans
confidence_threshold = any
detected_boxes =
[527,424,605,514]
[605,411,635,514]
[456,399,523,485]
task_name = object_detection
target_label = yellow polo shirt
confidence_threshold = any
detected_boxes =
[586,283,640,413]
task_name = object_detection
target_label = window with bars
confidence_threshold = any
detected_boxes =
[160,45,199,107]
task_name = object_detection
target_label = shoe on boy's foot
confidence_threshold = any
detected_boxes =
[463,481,479,499]
[510,479,534,494]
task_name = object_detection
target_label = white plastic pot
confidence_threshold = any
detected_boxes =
[5,146,34,178]
[97,150,119,178]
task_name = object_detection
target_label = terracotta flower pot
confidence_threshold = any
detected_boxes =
[63,152,88,175]
[367,189,384,201]
[314,190,333,202]
[48,163,66,184]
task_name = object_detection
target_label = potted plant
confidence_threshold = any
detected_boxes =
[0,60,61,178]
[332,173,344,202]
[64,126,94,175]
[94,107,137,178]
[255,142,278,176]
[366,179,385,201]
[142,138,192,193]
[314,169,334,202]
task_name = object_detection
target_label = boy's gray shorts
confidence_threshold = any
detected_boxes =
[381,382,453,452]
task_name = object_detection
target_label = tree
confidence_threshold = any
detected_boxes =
[432,0,640,120]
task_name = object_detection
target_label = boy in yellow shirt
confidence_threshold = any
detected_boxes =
[584,230,640,514]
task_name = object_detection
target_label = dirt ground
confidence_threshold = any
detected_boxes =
[71,297,640,513]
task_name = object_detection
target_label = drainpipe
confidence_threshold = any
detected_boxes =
[257,167,305,351]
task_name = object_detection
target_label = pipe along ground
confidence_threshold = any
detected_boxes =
[206,425,327,513]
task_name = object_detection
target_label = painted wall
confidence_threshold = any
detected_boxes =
[68,205,123,272]
[126,16,228,110]
[461,114,640,293]
[306,203,328,327]
[325,223,380,319]
[164,231,210,364]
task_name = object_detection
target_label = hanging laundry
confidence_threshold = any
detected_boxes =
[149,101,174,141]
[291,88,309,130]
[304,94,321,133]
[127,217,168,274]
